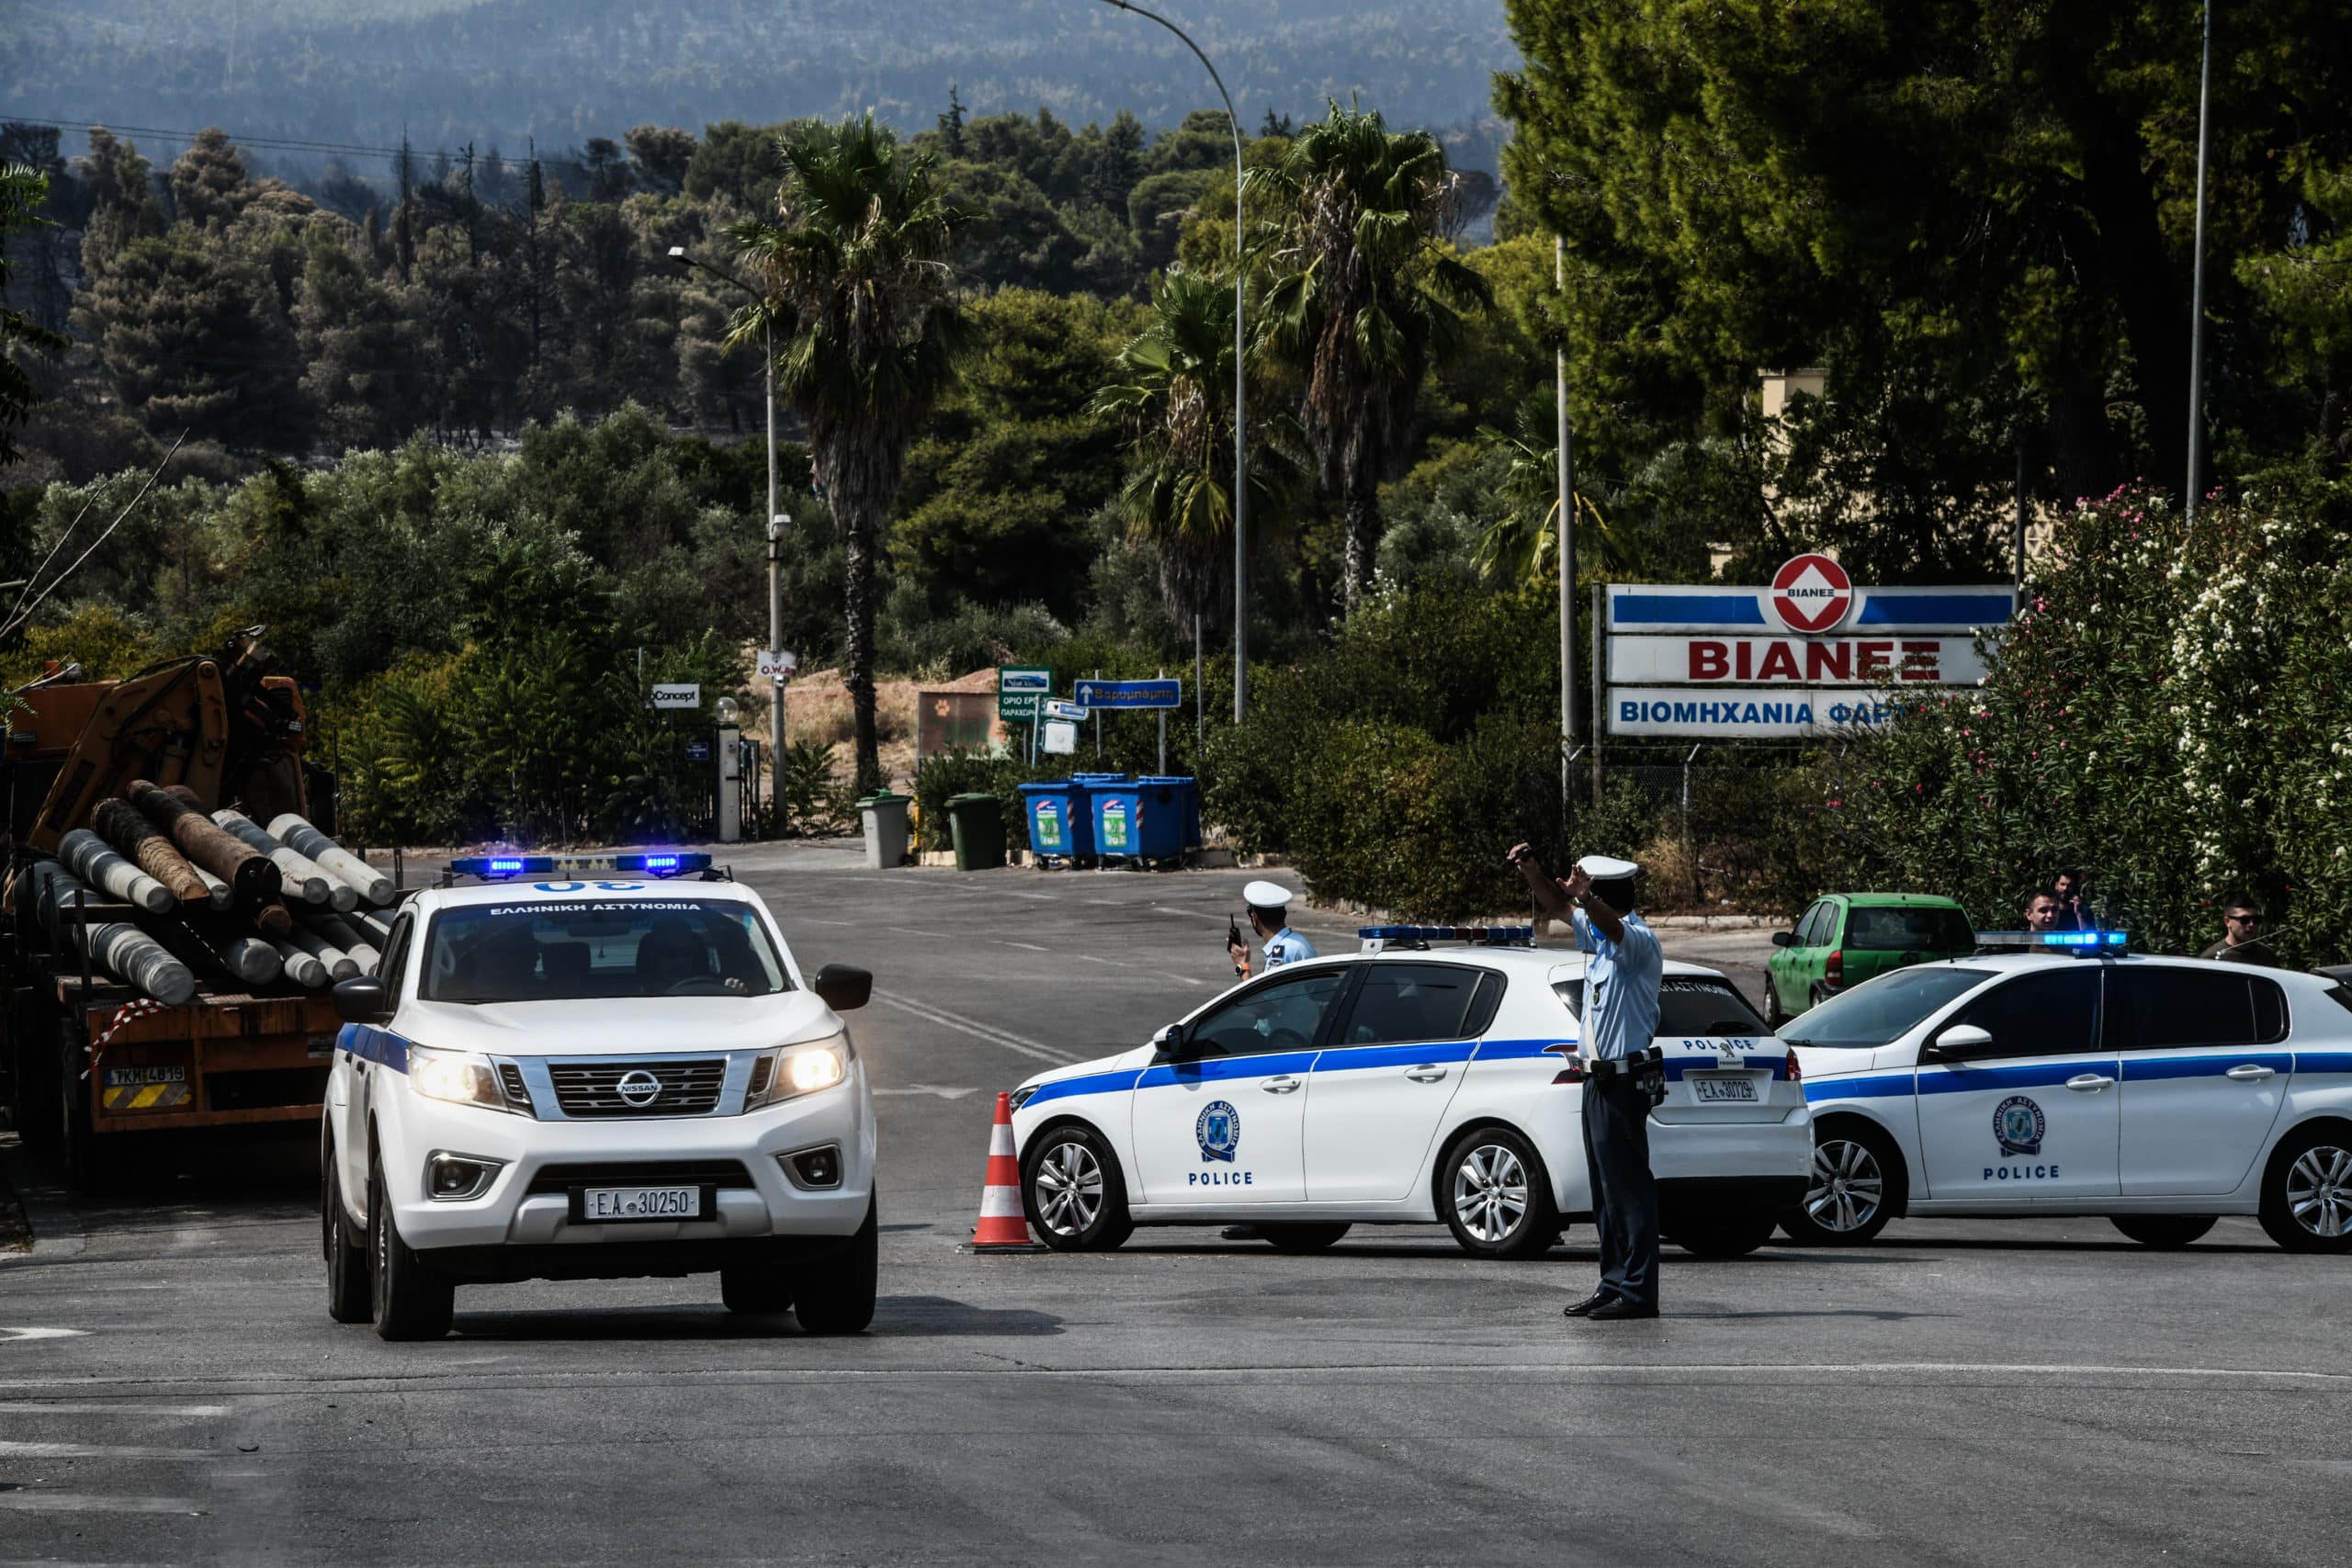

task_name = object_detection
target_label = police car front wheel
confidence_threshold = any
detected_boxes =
[1780,1122,1901,1246]
[1023,1125,1135,1251]
[1437,1126,1558,1259]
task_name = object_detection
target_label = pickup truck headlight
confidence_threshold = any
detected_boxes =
[747,1033,853,1110]
[407,1044,510,1111]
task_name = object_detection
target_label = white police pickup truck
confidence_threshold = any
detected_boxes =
[1781,933,2352,1251]
[321,854,878,1339]
[1007,927,1811,1258]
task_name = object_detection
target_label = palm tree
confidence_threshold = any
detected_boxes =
[726,118,973,792]
[1247,103,1491,615]
[1092,266,1301,630]
[1472,401,1644,586]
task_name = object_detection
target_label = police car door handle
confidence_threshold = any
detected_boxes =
[2063,1073,2114,1092]
[1261,1076,1301,1094]
[2225,1064,2277,1082]
[1404,1066,1448,1083]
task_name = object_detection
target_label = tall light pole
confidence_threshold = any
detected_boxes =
[2184,0,2215,525]
[1555,234,1577,814]
[1099,0,1249,722]
[671,244,787,759]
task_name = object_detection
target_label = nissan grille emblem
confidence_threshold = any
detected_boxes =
[616,1069,662,1108]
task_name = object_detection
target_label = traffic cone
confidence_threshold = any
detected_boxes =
[968,1091,1043,1252]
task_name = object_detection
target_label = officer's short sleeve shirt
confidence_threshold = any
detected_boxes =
[1262,929,1317,969]
[1573,908,1663,1061]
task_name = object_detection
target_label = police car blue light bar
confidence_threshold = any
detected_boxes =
[2041,930,2128,949]
[1359,924,1535,949]
[451,852,712,880]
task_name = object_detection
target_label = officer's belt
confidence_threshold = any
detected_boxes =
[1578,1044,1665,1084]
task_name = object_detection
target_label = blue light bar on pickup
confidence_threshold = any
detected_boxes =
[450,852,712,880]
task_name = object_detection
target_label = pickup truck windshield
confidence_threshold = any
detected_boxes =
[424,898,789,1002]
[1780,965,1995,1049]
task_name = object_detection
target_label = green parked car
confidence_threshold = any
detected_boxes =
[1763,893,1976,1028]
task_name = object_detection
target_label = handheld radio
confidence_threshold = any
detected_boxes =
[1227,912,1250,977]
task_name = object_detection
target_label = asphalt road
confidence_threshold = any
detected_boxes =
[2,841,2346,1566]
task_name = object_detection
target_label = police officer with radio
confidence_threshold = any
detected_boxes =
[1510,844,1666,1321]
[1225,880,1317,976]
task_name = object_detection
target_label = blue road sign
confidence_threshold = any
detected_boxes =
[684,739,713,762]
[1072,678,1182,710]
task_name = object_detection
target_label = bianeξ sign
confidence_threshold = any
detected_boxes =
[1603,559,2014,739]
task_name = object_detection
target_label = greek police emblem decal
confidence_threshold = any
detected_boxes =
[1196,1100,1239,1163]
[1993,1095,2046,1157]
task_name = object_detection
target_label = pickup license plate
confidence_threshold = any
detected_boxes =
[577,1185,704,1222]
[1691,1075,1758,1103]
[103,1065,186,1087]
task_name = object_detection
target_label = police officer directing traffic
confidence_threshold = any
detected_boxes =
[1510,844,1666,1321]
[1227,881,1317,976]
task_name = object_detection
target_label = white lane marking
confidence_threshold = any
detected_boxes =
[0,1440,218,1459]
[887,927,952,939]
[1151,906,1227,923]
[0,1402,227,1416]
[868,990,1080,1065]
[998,941,1051,953]
[1074,954,1118,966]
[0,1493,203,1514]
[0,1327,88,1343]
[796,918,854,926]
[872,1086,982,1100]
[1169,975,1207,987]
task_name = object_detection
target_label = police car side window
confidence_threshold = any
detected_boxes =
[2108,968,2290,1049]
[1948,969,2100,1057]
[1332,964,1487,1047]
[378,915,413,999]
[1187,969,1350,1059]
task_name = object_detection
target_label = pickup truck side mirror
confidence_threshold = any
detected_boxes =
[332,976,392,1024]
[1770,931,1795,948]
[1150,1023,1188,1060]
[811,964,872,1012]
[1928,1022,1996,1059]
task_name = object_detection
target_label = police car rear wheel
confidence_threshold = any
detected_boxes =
[2108,1214,2217,1249]
[1023,1127,1134,1252]
[2260,1127,2352,1253]
[1781,1125,1899,1246]
[1438,1127,1557,1259]
[1259,1223,1351,1253]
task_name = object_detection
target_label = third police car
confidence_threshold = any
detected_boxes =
[1781,933,2352,1251]
[1006,927,1810,1258]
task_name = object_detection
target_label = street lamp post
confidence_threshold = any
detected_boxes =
[670,244,788,762]
[1098,0,1248,723]
[2184,0,2215,525]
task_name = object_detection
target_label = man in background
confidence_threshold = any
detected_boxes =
[2199,897,2278,966]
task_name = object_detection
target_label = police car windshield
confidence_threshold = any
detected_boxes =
[423,897,789,1003]
[1779,965,1996,1049]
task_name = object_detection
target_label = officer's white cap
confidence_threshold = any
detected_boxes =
[1242,880,1294,909]
[1576,854,1641,880]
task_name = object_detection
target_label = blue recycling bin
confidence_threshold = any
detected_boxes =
[1139,775,1204,856]
[1018,780,1093,863]
[1090,778,1147,860]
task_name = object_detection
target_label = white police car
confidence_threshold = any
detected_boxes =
[1006,927,1812,1258]
[320,853,878,1339]
[1781,933,2352,1251]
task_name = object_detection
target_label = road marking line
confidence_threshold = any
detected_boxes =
[0,1440,219,1460]
[872,1086,982,1100]
[869,991,1080,1065]
[1074,954,1118,966]
[0,1327,87,1343]
[998,941,1051,952]
[886,927,952,939]
[1151,906,1227,923]
[0,1402,227,1416]
[0,1493,203,1514]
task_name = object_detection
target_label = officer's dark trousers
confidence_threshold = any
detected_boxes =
[1581,1076,1659,1307]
